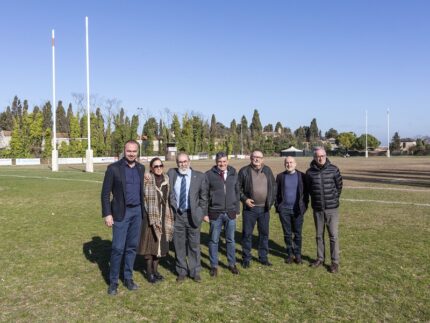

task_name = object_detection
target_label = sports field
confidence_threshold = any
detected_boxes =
[0,156,429,321]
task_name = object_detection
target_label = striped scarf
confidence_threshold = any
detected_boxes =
[144,173,174,242]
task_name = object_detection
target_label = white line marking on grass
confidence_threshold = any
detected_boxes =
[0,174,102,184]
[342,198,430,207]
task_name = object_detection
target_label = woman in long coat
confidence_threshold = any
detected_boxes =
[138,157,174,283]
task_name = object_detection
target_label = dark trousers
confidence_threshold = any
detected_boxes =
[278,207,304,258]
[242,206,270,262]
[109,206,142,284]
[173,211,201,278]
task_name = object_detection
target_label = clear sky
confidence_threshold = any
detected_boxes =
[1,0,429,142]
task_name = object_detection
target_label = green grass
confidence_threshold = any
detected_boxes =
[0,159,429,322]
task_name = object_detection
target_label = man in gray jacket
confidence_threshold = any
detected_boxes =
[204,152,240,277]
[168,152,208,282]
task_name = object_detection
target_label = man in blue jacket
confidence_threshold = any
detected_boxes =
[101,140,145,295]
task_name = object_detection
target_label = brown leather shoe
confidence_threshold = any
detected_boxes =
[311,259,324,268]
[329,263,339,273]
[193,274,202,282]
[209,267,218,277]
[228,265,239,275]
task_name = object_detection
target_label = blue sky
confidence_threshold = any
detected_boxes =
[1,0,429,142]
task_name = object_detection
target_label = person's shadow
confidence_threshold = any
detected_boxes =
[83,236,112,285]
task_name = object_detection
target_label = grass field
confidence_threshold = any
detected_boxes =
[0,157,429,322]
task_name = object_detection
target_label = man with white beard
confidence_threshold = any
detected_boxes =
[167,152,208,282]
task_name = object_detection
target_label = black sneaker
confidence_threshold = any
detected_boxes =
[107,283,118,295]
[241,260,250,268]
[260,260,273,266]
[147,274,157,284]
[124,279,139,290]
[154,272,164,281]
[209,267,218,277]
[228,265,240,275]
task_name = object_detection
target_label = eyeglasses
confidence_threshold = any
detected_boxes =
[252,156,263,160]
[177,160,188,164]
[153,164,164,169]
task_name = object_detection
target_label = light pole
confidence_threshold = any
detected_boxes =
[365,110,368,158]
[387,108,390,158]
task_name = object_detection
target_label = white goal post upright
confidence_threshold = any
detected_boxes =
[51,29,59,172]
[85,16,94,172]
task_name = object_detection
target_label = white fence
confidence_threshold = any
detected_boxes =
[0,159,12,166]
[15,158,41,166]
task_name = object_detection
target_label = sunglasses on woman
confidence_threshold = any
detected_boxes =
[153,164,164,169]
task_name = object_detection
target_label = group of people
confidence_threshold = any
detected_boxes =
[101,140,343,295]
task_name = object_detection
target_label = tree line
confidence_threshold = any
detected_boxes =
[2,95,418,159]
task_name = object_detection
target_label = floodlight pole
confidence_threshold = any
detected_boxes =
[365,110,368,158]
[85,16,94,172]
[51,29,59,171]
[387,108,390,158]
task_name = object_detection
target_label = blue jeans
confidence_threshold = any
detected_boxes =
[209,213,237,268]
[242,206,270,262]
[279,207,304,258]
[109,206,142,284]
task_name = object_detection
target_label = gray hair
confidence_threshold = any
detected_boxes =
[313,146,326,157]
[215,151,227,162]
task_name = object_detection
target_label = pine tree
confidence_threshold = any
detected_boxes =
[229,119,240,155]
[181,114,193,153]
[42,101,53,131]
[250,109,262,141]
[171,113,181,146]
[308,118,319,142]
[66,103,74,136]
[391,132,401,151]
[240,115,249,154]
[56,101,68,133]
[0,106,14,130]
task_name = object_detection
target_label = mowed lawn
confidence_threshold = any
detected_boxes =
[0,157,429,321]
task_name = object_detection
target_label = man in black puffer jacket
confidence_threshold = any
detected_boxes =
[306,147,343,273]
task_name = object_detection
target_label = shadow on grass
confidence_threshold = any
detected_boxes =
[343,169,430,188]
[83,236,111,285]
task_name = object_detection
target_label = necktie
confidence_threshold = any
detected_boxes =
[220,170,225,181]
[179,174,187,211]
